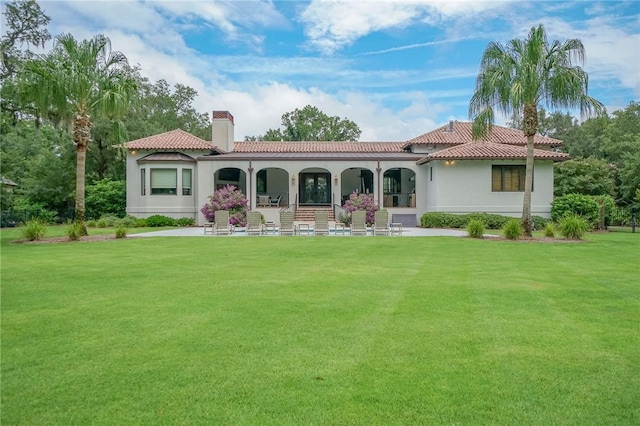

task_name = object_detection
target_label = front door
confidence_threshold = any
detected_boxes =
[300,173,330,205]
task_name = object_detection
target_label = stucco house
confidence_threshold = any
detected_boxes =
[124,110,568,226]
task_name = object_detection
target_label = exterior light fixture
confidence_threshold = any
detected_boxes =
[291,175,296,184]
[334,175,339,185]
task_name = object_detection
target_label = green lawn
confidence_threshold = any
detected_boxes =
[1,230,638,425]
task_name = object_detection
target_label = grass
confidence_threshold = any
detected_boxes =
[1,230,639,424]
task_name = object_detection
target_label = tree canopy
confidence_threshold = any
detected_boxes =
[470,24,603,235]
[246,105,361,141]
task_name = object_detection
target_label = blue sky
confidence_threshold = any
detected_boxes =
[7,0,640,140]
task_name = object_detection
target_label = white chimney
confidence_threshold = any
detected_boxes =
[212,111,235,152]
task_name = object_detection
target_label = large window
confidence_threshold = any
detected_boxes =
[492,165,531,192]
[182,169,192,196]
[151,168,177,195]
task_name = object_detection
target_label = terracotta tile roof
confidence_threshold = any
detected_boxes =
[405,121,562,147]
[416,142,570,164]
[233,141,406,153]
[124,129,222,151]
[199,152,423,161]
[137,152,197,163]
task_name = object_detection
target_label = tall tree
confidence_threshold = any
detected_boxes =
[0,0,50,121]
[248,105,361,141]
[469,24,603,235]
[22,33,137,231]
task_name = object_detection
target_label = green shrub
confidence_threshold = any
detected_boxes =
[175,217,195,227]
[543,223,556,238]
[86,220,96,228]
[85,178,125,219]
[467,213,509,229]
[99,215,120,227]
[551,194,599,227]
[420,212,467,228]
[21,219,47,241]
[145,215,176,227]
[67,221,84,241]
[97,219,108,228]
[421,212,509,229]
[533,216,548,230]
[119,215,138,228]
[134,218,147,227]
[337,214,350,225]
[558,214,590,240]
[115,225,127,239]
[466,219,485,238]
[503,219,523,240]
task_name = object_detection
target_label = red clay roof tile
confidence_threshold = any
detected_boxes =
[124,129,221,151]
[417,142,570,164]
[233,141,406,153]
[405,121,562,147]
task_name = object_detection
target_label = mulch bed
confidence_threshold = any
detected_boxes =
[12,234,120,244]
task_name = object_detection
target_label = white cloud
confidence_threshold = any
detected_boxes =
[514,15,640,97]
[197,83,444,141]
[300,0,512,53]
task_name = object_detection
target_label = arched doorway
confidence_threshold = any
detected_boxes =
[340,168,374,205]
[215,167,247,194]
[383,168,416,207]
[257,167,289,207]
[299,168,331,206]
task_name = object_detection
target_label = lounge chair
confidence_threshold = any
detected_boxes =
[270,195,282,207]
[372,210,390,236]
[314,211,329,236]
[279,210,296,236]
[246,211,264,235]
[350,210,367,236]
[257,195,270,207]
[205,210,232,235]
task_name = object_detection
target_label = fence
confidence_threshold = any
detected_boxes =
[1,208,74,227]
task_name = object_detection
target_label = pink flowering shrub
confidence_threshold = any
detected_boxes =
[343,192,379,224]
[201,185,248,226]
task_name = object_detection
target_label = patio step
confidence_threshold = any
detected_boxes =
[294,207,335,222]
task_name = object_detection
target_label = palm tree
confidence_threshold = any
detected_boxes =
[23,33,136,231]
[469,24,603,236]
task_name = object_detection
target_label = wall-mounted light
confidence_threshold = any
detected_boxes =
[130,150,137,155]
[334,175,339,185]
[444,160,456,166]
[291,175,296,184]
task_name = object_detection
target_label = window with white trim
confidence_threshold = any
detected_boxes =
[151,168,177,195]
[182,169,192,196]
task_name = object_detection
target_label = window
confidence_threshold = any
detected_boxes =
[141,169,146,195]
[492,165,531,192]
[151,169,177,195]
[257,169,267,193]
[182,169,192,196]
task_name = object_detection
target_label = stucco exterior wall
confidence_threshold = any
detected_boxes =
[126,150,209,219]
[427,160,555,217]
